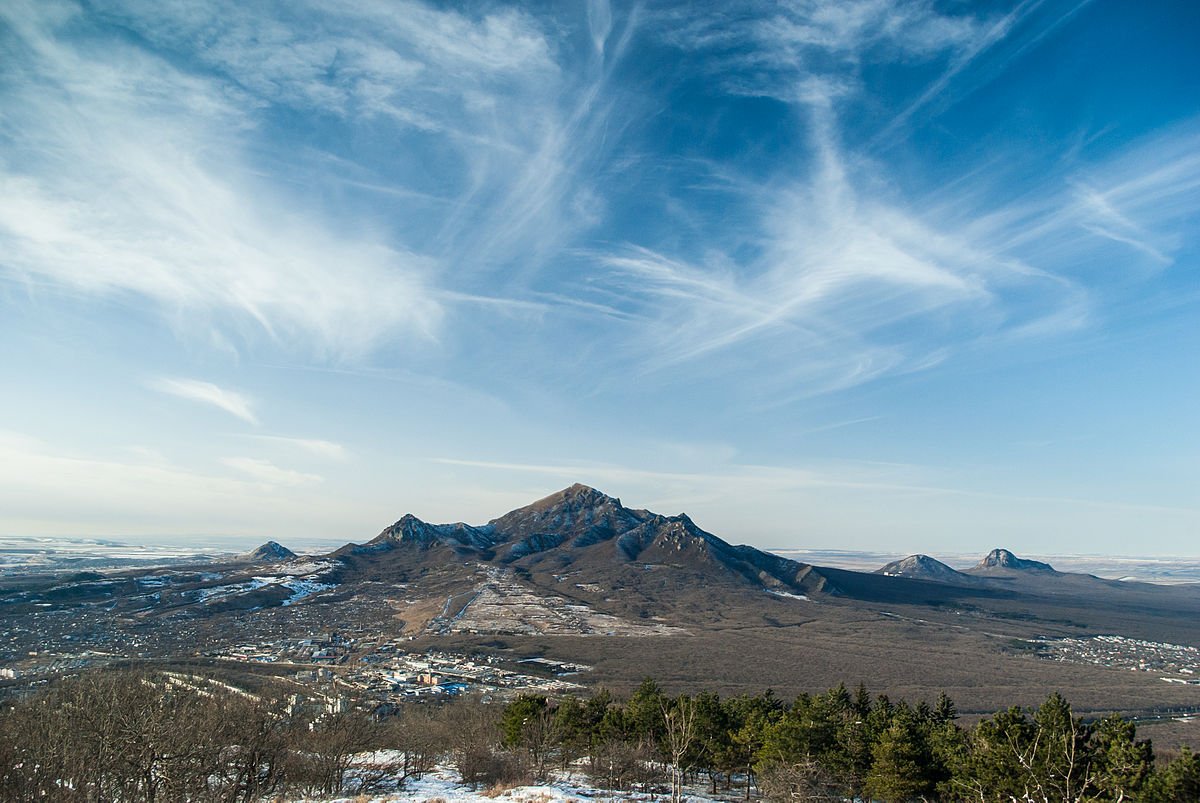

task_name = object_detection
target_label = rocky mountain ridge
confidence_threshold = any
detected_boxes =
[343,483,831,596]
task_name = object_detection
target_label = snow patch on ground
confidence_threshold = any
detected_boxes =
[314,764,722,802]
[281,579,337,606]
[196,566,338,605]
[766,589,809,601]
[283,560,339,576]
[196,577,281,601]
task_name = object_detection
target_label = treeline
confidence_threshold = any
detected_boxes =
[2,669,1199,802]
[0,670,445,801]
[498,680,1200,802]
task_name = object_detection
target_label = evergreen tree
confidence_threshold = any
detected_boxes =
[955,706,1036,801]
[626,678,667,750]
[1090,713,1153,801]
[690,690,730,794]
[865,720,931,802]
[1144,747,1200,803]
[1030,692,1094,802]
[933,691,957,724]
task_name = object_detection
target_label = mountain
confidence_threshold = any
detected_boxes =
[241,541,296,562]
[7,484,1200,714]
[968,548,1057,575]
[876,554,973,584]
[335,483,831,597]
[365,514,498,552]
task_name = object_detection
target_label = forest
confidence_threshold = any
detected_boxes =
[1,668,1198,802]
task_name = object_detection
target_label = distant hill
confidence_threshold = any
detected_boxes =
[240,541,297,562]
[967,548,1057,575]
[876,554,974,584]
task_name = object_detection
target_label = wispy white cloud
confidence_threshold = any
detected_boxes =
[593,100,1082,396]
[870,0,1046,144]
[659,0,997,102]
[94,0,557,126]
[221,456,321,487]
[968,122,1200,277]
[148,378,258,424]
[246,435,349,461]
[432,456,926,497]
[0,0,642,360]
[102,0,624,284]
[433,456,1200,527]
[0,431,331,534]
[0,1,444,358]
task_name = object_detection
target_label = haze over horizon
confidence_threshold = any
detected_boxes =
[1,1,1197,556]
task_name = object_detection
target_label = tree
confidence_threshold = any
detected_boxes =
[934,691,957,724]
[952,694,1100,803]
[292,709,379,796]
[626,678,667,752]
[1144,747,1200,803]
[501,694,558,780]
[865,719,932,802]
[552,695,590,773]
[757,754,843,802]
[954,705,1036,801]
[1089,714,1152,802]
[1028,692,1095,802]
[381,705,449,787]
[662,695,698,803]
[691,690,731,794]
[729,692,784,800]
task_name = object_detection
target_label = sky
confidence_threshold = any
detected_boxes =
[1,0,1197,557]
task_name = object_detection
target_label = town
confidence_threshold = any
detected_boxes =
[1036,634,1200,684]
[205,633,589,708]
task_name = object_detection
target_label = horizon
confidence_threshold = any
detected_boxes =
[1,1,1197,556]
[7,531,1200,585]
[5,476,1200,585]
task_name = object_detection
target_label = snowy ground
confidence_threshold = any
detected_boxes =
[307,765,724,803]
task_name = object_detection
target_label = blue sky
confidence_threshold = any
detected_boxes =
[1,0,1197,556]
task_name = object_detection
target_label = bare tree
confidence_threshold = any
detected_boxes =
[663,696,698,803]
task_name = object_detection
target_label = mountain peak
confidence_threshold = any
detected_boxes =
[973,548,1056,573]
[487,483,639,545]
[368,514,496,551]
[546,483,620,508]
[378,514,435,541]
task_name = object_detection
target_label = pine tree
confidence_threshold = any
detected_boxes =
[865,720,931,802]
[1144,747,1200,802]
[1090,713,1152,801]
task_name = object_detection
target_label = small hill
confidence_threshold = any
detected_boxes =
[240,541,296,562]
[876,554,973,584]
[968,548,1057,574]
